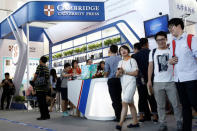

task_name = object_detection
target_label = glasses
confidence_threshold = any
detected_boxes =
[168,25,175,31]
[156,38,166,42]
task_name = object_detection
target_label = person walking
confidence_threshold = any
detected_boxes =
[116,45,139,130]
[168,18,197,131]
[147,31,182,131]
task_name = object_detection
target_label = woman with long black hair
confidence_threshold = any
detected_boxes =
[49,69,57,112]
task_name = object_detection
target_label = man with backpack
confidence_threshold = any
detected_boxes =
[132,38,158,122]
[168,18,197,131]
[32,56,50,120]
[147,31,182,131]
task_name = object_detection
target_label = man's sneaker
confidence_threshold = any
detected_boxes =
[159,125,168,131]
[176,121,182,131]
[63,111,69,117]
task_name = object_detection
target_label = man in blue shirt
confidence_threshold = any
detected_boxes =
[104,45,122,121]
[168,18,197,131]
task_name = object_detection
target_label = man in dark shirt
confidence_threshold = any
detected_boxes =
[132,38,158,122]
[104,45,122,121]
[32,56,50,120]
[0,73,14,110]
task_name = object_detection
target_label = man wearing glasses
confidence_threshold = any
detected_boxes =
[168,18,197,131]
[147,31,182,131]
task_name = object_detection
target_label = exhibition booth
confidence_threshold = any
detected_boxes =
[0,0,197,120]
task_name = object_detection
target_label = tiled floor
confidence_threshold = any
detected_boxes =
[0,110,197,131]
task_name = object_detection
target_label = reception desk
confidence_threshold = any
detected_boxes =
[67,78,115,120]
[68,78,139,121]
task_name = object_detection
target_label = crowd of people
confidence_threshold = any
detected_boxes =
[104,18,197,131]
[0,18,197,131]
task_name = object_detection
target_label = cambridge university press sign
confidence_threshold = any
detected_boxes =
[32,1,105,21]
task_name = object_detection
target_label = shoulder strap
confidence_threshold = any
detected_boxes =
[187,34,193,50]
[152,48,157,60]
[172,40,176,57]
[172,40,176,76]
[152,48,157,76]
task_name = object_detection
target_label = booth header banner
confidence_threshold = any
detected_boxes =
[169,0,197,22]
[29,1,105,22]
[0,1,105,38]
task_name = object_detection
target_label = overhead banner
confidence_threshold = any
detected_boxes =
[29,1,105,22]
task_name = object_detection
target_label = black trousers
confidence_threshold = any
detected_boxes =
[1,90,11,109]
[176,80,197,131]
[137,84,157,118]
[107,78,122,120]
[36,91,49,118]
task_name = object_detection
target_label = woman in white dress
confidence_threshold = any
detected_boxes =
[116,45,139,130]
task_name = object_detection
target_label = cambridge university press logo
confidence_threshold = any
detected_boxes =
[44,5,54,16]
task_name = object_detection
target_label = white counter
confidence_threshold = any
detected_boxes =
[67,78,115,120]
[68,78,139,121]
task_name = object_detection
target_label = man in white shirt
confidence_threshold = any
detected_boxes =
[147,31,182,131]
[168,18,197,131]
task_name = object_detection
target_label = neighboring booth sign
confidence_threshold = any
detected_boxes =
[169,0,197,22]
[12,44,19,64]
[29,47,36,52]
[144,15,169,38]
[29,1,105,22]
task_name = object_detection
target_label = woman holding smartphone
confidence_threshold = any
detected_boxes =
[116,45,139,130]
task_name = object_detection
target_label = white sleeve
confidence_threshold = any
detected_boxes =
[191,36,197,58]
[117,60,122,69]
[149,50,153,62]
[131,58,138,71]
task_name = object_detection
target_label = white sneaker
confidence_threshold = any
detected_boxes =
[63,111,69,117]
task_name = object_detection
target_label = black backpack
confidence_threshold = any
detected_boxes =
[151,48,157,82]
[55,77,62,92]
[34,67,48,87]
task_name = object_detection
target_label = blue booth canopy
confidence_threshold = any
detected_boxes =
[0,1,105,39]
[0,1,105,95]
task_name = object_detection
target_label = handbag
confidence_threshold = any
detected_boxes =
[10,85,16,95]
